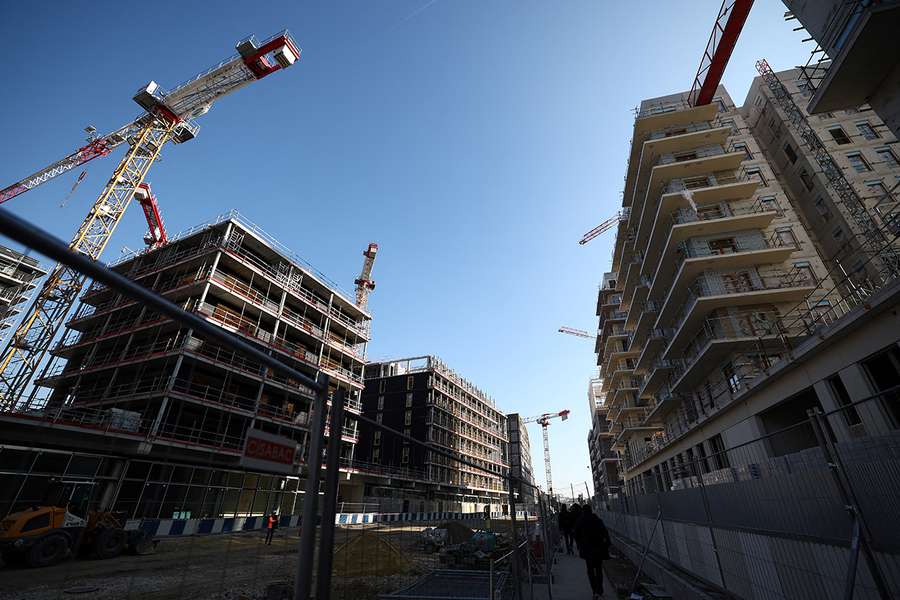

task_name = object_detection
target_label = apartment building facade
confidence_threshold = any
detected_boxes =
[0,245,46,341]
[744,67,900,291]
[5,212,371,519]
[358,356,509,513]
[785,0,900,139]
[587,376,620,506]
[600,86,840,496]
[506,413,536,511]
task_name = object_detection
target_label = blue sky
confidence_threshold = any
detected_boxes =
[0,1,810,496]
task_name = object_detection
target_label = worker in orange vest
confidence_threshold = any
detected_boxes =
[265,511,278,545]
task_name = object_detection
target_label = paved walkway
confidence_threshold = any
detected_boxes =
[528,552,616,600]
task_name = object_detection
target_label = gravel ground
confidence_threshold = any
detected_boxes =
[0,523,460,600]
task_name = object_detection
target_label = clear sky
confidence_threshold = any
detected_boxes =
[0,0,811,497]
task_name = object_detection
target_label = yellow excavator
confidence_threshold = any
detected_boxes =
[0,479,155,568]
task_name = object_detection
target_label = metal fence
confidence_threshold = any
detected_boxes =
[602,390,900,600]
[0,208,565,600]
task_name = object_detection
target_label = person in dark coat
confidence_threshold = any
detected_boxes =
[573,503,610,599]
[558,504,575,554]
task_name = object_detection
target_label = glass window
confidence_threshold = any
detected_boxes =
[746,167,768,186]
[799,168,814,191]
[846,152,871,173]
[405,392,413,408]
[856,121,879,140]
[814,197,831,221]
[732,142,753,159]
[758,195,780,215]
[783,143,798,164]
[829,127,852,145]
[876,148,899,169]
[827,376,862,426]
[776,226,798,247]
[377,395,384,410]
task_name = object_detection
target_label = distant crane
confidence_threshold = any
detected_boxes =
[354,243,378,310]
[523,409,570,496]
[578,213,621,245]
[0,31,301,409]
[558,326,592,339]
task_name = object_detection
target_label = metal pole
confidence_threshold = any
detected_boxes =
[844,513,862,600]
[295,375,330,600]
[507,478,523,600]
[537,494,553,600]
[315,387,346,600]
[808,408,891,599]
[629,508,661,595]
[489,558,495,600]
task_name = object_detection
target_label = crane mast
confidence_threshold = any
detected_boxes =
[523,409,570,496]
[0,31,300,409]
[354,243,378,309]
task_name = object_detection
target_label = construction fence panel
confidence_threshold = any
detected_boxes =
[602,396,900,600]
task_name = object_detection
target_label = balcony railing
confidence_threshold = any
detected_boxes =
[669,268,815,334]
[657,144,725,167]
[675,231,793,273]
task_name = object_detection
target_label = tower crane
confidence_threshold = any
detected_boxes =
[0,31,301,409]
[523,409,570,496]
[558,326,592,339]
[578,2,753,247]
[354,243,378,309]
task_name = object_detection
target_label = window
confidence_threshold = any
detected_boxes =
[814,197,832,221]
[723,362,741,394]
[783,143,798,164]
[404,411,412,426]
[373,431,381,446]
[719,118,736,133]
[713,97,727,113]
[376,413,382,424]
[405,392,413,408]
[378,380,385,393]
[876,147,899,169]
[827,376,862,427]
[846,152,871,173]
[406,376,414,390]
[746,167,768,186]
[866,180,889,199]
[759,194,780,214]
[377,395,384,410]
[798,168,814,191]
[856,121,879,140]
[732,142,753,159]
[754,95,763,107]
[709,434,730,469]
[796,80,811,98]
[828,127,852,145]
[832,226,845,241]
[776,226,797,247]
[768,117,778,131]
[403,427,411,438]
[372,448,380,461]
[673,150,698,162]
[708,237,737,254]
[401,447,409,463]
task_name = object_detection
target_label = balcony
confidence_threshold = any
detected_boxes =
[625,276,653,329]
[627,299,661,355]
[635,327,670,373]
[640,178,759,267]
[638,358,678,399]
[668,314,805,393]
[660,270,817,360]
[634,151,747,251]
[649,229,796,317]
[623,103,719,209]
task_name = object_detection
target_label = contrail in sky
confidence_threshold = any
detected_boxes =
[399,0,438,25]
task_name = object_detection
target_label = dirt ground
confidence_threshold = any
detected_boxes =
[0,523,468,600]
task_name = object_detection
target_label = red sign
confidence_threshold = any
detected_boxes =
[245,437,295,465]
[241,429,299,474]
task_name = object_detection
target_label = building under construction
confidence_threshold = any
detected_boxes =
[357,356,510,513]
[0,245,46,338]
[0,211,372,520]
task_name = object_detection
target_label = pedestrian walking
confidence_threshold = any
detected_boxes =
[573,503,610,599]
[265,511,278,545]
[558,504,575,554]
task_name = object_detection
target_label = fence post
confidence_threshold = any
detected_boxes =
[294,374,330,600]
[507,478,523,600]
[315,386,346,600]
[537,493,554,600]
[688,461,726,588]
[807,407,891,599]
[629,508,661,596]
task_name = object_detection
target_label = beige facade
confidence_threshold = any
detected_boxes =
[597,85,852,495]
[743,68,900,290]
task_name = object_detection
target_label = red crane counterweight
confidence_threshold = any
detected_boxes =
[133,183,167,249]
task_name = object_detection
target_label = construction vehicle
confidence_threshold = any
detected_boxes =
[522,410,570,496]
[579,1,754,246]
[0,479,154,568]
[0,31,301,410]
